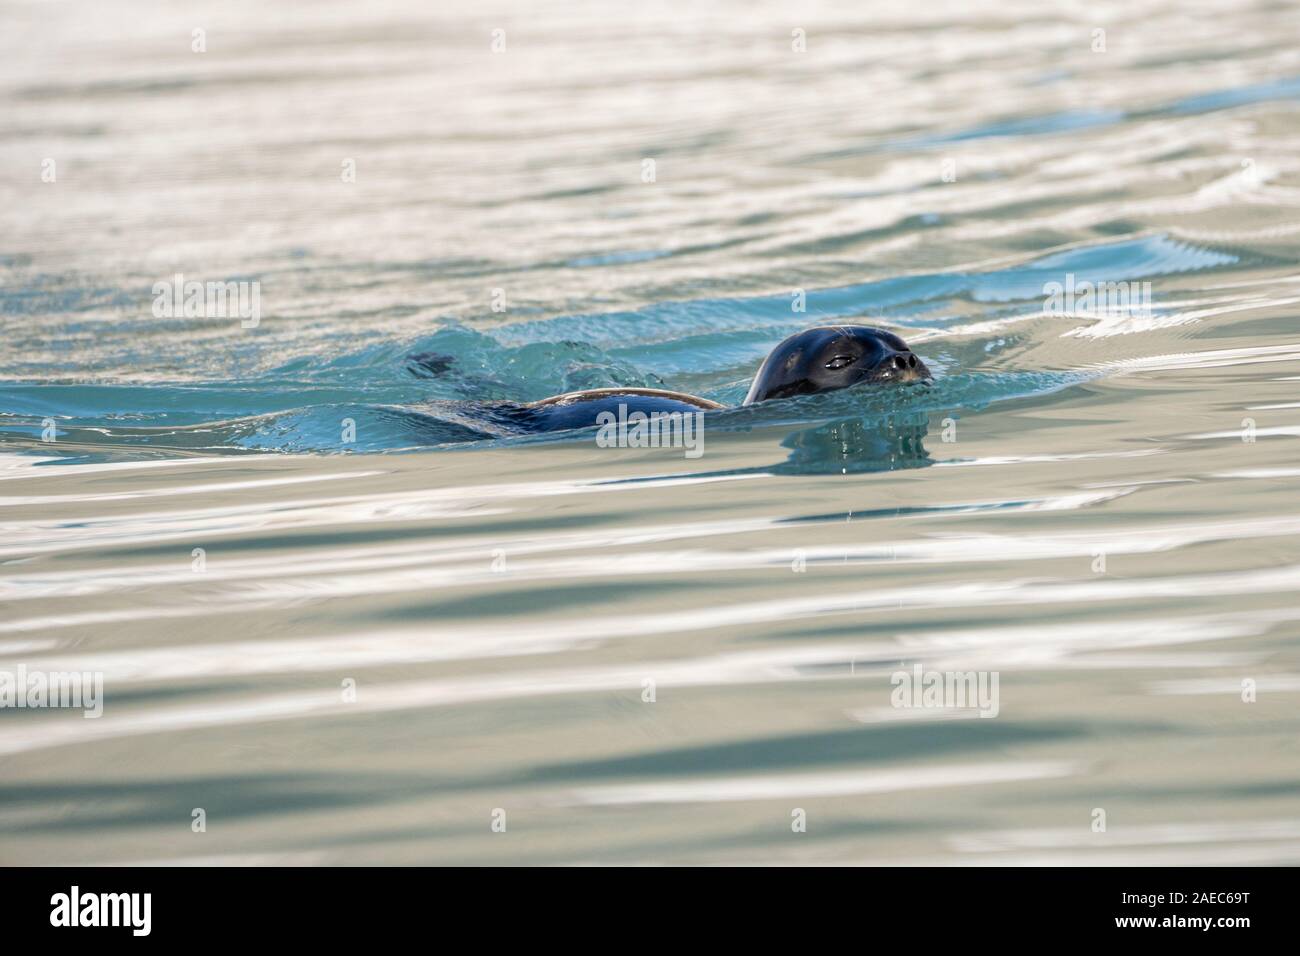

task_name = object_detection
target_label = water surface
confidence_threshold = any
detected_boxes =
[2,0,1299,865]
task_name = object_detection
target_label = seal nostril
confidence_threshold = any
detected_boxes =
[892,355,907,370]
[908,354,917,368]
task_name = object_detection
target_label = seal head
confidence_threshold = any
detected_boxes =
[742,326,930,405]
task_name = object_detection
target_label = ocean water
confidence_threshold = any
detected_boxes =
[2,0,1299,864]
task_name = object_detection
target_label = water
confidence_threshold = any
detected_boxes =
[2,0,1299,864]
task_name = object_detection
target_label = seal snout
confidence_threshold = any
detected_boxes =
[873,347,931,383]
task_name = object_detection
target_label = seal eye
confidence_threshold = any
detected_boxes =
[824,354,855,370]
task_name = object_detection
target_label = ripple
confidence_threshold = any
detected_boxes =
[562,761,1079,806]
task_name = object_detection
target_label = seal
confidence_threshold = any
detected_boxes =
[498,387,724,434]
[422,326,930,434]
[742,325,929,404]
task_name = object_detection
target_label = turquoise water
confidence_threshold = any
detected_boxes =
[2,0,1300,864]
[0,233,1224,456]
